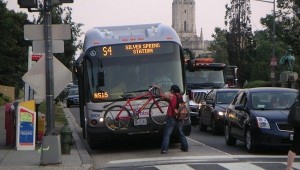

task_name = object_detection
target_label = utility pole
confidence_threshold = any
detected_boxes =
[44,0,55,135]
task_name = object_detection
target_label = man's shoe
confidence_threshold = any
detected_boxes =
[180,148,188,152]
[161,150,167,154]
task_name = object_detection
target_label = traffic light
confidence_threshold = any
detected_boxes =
[18,0,38,8]
[52,0,73,5]
[60,0,74,3]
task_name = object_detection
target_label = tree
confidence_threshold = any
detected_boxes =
[0,0,32,92]
[209,27,229,64]
[258,0,300,75]
[225,0,255,87]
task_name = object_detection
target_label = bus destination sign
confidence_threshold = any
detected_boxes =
[125,43,160,55]
[100,42,172,57]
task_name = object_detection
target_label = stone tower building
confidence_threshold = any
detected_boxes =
[172,0,206,57]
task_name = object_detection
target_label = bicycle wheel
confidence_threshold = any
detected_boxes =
[104,105,131,131]
[149,99,169,125]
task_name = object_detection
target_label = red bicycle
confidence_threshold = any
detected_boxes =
[103,86,169,131]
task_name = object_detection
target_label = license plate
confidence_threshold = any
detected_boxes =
[290,133,294,141]
[134,118,147,126]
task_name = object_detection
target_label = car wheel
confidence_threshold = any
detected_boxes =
[199,113,207,131]
[67,102,70,108]
[224,123,236,145]
[245,129,256,153]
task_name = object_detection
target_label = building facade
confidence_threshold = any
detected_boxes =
[172,0,208,57]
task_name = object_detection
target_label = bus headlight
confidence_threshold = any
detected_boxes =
[99,117,104,122]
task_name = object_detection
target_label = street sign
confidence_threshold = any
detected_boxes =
[22,56,72,100]
[32,54,43,61]
[24,24,71,40]
[33,40,64,53]
[270,56,277,66]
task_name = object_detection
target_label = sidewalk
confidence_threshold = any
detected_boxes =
[0,104,94,170]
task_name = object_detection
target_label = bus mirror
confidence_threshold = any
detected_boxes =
[188,59,195,72]
[98,71,105,86]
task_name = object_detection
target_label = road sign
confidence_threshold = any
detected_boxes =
[22,56,72,100]
[24,24,71,40]
[270,56,277,66]
[32,54,43,61]
[33,40,64,53]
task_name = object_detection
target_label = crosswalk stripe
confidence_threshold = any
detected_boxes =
[219,162,265,170]
[282,162,300,169]
[155,164,194,170]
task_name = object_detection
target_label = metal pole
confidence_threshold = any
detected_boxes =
[272,0,276,87]
[40,0,62,165]
[44,0,55,135]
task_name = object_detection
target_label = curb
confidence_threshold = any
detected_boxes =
[63,107,94,170]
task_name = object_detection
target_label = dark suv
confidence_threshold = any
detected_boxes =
[198,88,240,134]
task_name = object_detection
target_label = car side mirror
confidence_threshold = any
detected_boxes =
[188,59,195,72]
[235,104,246,111]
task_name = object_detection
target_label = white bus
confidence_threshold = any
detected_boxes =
[74,23,191,148]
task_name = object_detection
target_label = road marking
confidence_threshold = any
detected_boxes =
[219,162,265,170]
[187,137,231,155]
[155,164,194,170]
[282,162,300,169]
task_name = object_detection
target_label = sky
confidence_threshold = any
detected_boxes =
[6,0,274,41]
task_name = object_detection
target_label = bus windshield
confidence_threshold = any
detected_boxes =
[186,69,225,85]
[85,42,184,101]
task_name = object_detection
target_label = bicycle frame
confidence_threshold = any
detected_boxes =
[115,89,164,121]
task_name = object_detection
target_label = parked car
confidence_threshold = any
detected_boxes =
[66,88,79,107]
[198,88,240,134]
[224,87,298,152]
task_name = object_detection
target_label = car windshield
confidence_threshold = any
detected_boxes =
[216,91,239,104]
[69,89,78,96]
[252,91,297,110]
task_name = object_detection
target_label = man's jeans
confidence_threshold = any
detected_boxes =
[161,117,188,152]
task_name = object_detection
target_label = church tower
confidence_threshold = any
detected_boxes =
[172,0,205,57]
[172,0,196,37]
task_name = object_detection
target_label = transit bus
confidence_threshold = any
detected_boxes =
[73,23,191,148]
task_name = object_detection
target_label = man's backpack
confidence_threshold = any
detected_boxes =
[174,94,188,120]
[288,100,300,128]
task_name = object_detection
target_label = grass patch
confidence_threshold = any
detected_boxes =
[38,101,67,126]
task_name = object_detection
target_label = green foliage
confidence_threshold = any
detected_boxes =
[38,101,67,125]
[0,93,11,105]
[258,0,300,78]
[0,1,32,90]
[244,80,273,88]
[225,0,255,87]
[209,27,229,64]
[0,1,83,95]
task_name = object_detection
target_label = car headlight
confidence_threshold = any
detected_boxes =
[217,111,225,116]
[256,117,270,129]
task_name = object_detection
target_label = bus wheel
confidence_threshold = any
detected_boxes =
[104,105,131,131]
